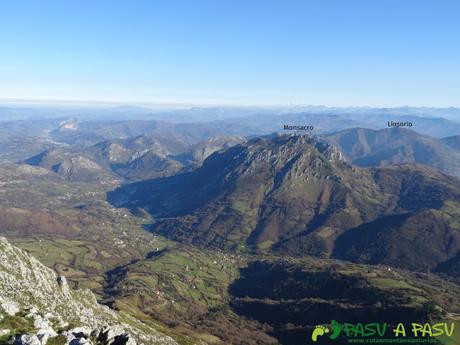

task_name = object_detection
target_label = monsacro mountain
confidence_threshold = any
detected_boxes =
[0,237,177,345]
[111,134,460,276]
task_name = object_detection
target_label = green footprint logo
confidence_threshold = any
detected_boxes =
[311,325,329,342]
[329,320,342,340]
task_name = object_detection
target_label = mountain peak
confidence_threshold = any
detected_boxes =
[110,134,369,253]
[111,132,460,272]
[217,133,346,166]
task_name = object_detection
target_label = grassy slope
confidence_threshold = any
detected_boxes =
[1,161,459,344]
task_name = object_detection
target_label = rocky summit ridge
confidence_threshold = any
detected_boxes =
[0,237,178,345]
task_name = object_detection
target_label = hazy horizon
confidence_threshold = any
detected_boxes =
[1,98,460,111]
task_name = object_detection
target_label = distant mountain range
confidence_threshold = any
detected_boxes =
[2,103,460,121]
[38,111,460,143]
[2,105,460,166]
[110,134,460,277]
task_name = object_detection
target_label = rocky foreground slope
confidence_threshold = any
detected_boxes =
[0,237,177,345]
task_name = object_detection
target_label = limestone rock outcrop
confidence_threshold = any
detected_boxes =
[0,237,177,345]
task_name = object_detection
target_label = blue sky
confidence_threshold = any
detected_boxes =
[0,0,459,106]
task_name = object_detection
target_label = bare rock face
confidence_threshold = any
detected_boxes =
[15,334,42,345]
[57,275,71,297]
[0,300,19,316]
[0,237,177,345]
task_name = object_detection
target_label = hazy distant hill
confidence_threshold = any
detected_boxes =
[441,135,460,151]
[24,147,120,182]
[176,136,246,164]
[25,133,245,182]
[325,127,460,178]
